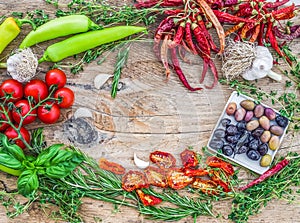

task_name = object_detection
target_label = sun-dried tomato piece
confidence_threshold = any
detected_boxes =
[122,170,149,192]
[150,151,176,169]
[184,168,209,177]
[206,156,234,176]
[180,149,198,168]
[144,166,168,188]
[136,189,163,206]
[210,170,231,192]
[191,179,218,195]
[167,168,194,190]
[99,158,125,175]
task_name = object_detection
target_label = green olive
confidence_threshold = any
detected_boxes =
[260,154,272,167]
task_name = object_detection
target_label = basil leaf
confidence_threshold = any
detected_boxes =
[45,151,84,179]
[0,133,26,162]
[0,153,23,169]
[34,144,63,166]
[17,169,39,197]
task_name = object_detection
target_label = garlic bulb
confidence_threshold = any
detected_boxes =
[242,46,282,81]
[134,153,149,169]
[6,48,38,82]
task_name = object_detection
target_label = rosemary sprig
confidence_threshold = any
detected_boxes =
[111,43,131,98]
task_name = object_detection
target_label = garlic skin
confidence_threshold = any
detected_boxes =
[134,153,150,169]
[242,46,282,81]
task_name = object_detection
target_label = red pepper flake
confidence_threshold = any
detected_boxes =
[136,189,162,206]
[99,158,125,175]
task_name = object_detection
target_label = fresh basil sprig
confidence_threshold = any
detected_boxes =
[0,133,84,197]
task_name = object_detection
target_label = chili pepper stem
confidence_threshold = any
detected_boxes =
[14,18,36,30]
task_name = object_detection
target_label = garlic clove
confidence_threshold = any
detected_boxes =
[134,153,150,169]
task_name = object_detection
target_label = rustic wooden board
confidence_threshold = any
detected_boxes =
[1,0,300,222]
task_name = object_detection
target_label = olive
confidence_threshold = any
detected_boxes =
[240,99,255,111]
[244,111,254,122]
[226,102,237,115]
[235,107,246,122]
[209,138,224,150]
[222,145,234,156]
[270,125,284,136]
[252,127,264,138]
[260,154,272,167]
[226,134,240,144]
[220,118,231,127]
[248,138,260,150]
[226,124,238,136]
[214,129,226,138]
[275,115,289,128]
[236,121,247,132]
[254,104,264,118]
[237,145,248,154]
[264,108,276,120]
[246,149,261,161]
[257,143,269,156]
[246,120,259,131]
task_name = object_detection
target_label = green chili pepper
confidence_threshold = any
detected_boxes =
[38,26,147,63]
[19,15,100,49]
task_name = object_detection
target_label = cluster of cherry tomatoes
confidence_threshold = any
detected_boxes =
[0,68,74,149]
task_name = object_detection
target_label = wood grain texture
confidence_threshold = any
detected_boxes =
[0,0,300,222]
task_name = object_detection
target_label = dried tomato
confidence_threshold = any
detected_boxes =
[122,170,149,192]
[167,168,194,190]
[144,166,168,188]
[191,179,218,195]
[150,151,176,169]
[210,170,231,192]
[206,156,234,176]
[99,158,125,175]
[136,189,163,206]
[184,168,209,177]
[180,149,198,168]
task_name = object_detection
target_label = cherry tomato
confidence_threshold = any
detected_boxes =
[99,158,125,175]
[12,100,37,125]
[53,87,75,108]
[37,102,60,124]
[167,168,195,190]
[122,170,149,192]
[0,106,12,132]
[0,79,23,102]
[180,149,199,168]
[24,79,49,103]
[144,166,168,188]
[4,126,31,149]
[45,68,67,89]
[149,151,176,169]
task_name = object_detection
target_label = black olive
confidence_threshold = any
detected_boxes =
[249,138,260,150]
[220,118,231,127]
[214,129,226,138]
[237,145,248,154]
[209,138,224,150]
[222,145,234,156]
[226,134,240,144]
[257,143,269,156]
[246,149,261,161]
[236,121,247,132]
[226,124,238,136]
[252,127,264,138]
[275,115,289,128]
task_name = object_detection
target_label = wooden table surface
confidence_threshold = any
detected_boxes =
[1,0,300,222]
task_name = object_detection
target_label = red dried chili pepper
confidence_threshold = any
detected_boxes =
[249,23,260,42]
[180,149,199,168]
[154,17,175,43]
[168,22,185,48]
[167,168,195,190]
[224,0,244,7]
[196,15,218,52]
[136,189,163,206]
[144,166,168,188]
[274,25,300,40]
[225,22,244,36]
[164,9,185,15]
[240,22,256,40]
[150,150,176,169]
[122,170,149,192]
[206,156,234,176]
[239,158,290,191]
[184,19,198,55]
[160,34,171,78]
[257,22,265,46]
[191,23,210,61]
[170,47,203,91]
[263,0,289,9]
[271,4,296,20]
[212,10,256,24]
[191,178,218,195]
[135,0,184,8]
[99,158,125,175]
